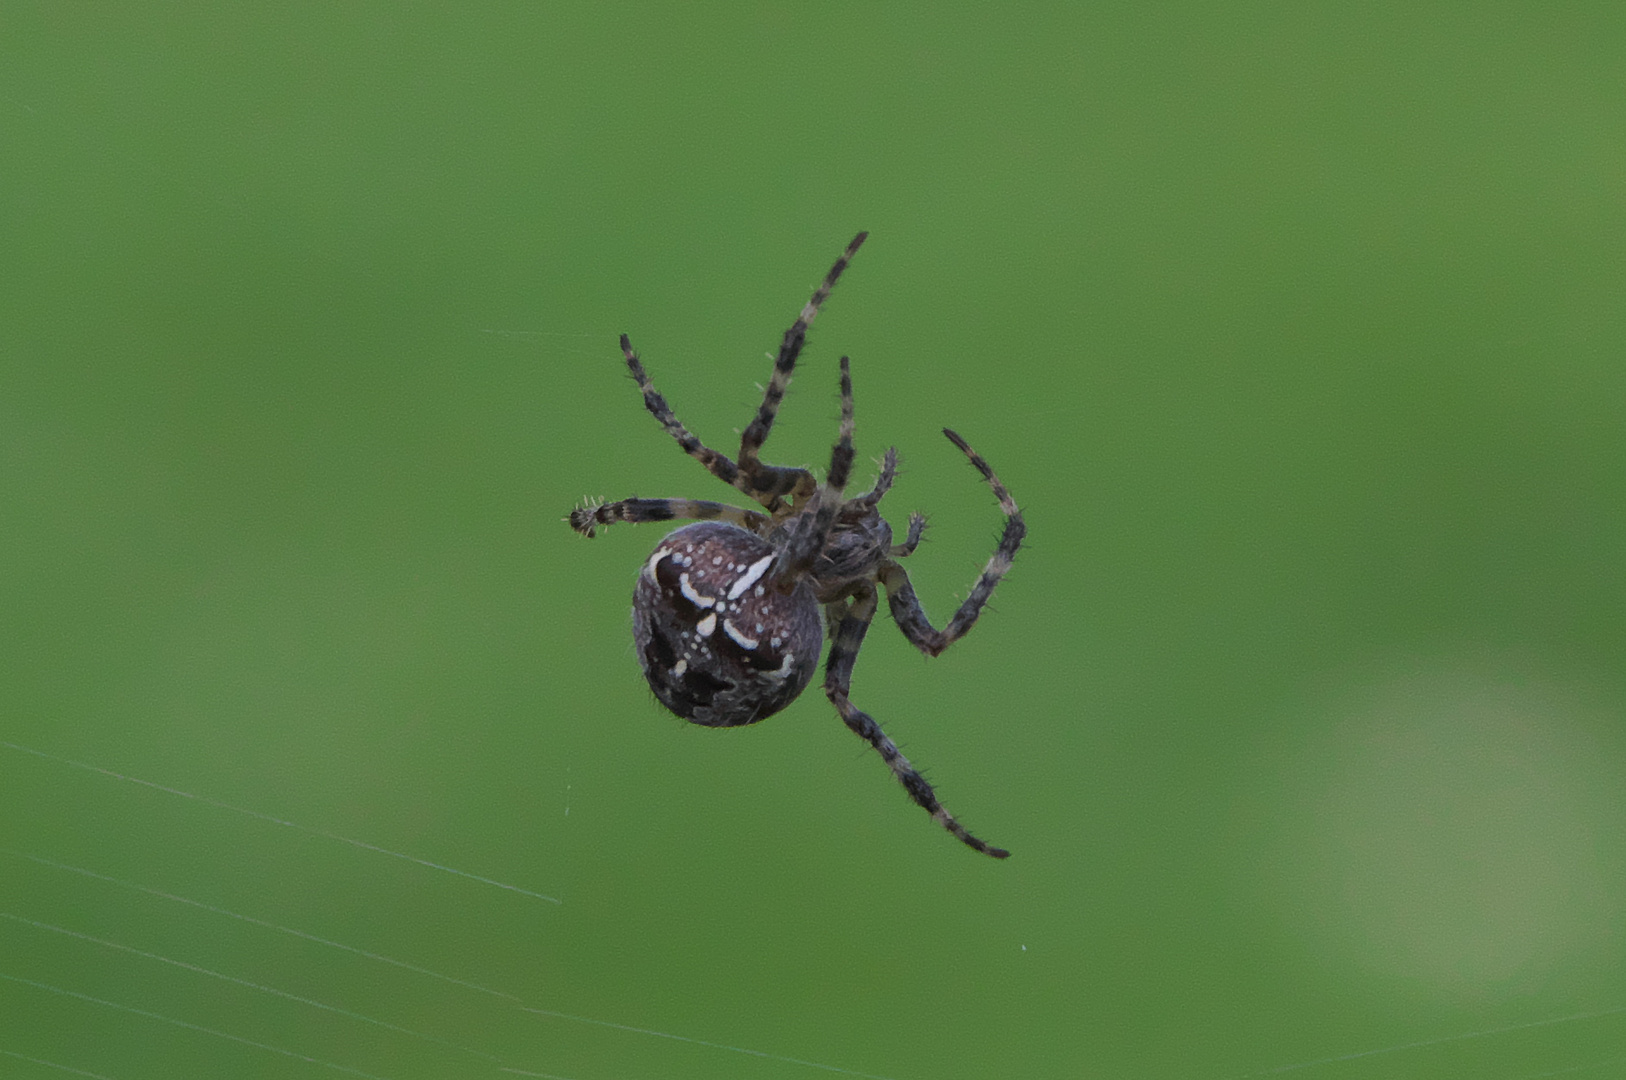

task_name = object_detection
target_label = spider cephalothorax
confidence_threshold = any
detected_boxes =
[569,233,1025,858]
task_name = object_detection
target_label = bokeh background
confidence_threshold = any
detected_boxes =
[4,5,1625,1079]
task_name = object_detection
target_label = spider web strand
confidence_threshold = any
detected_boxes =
[0,912,504,1065]
[0,1049,118,1080]
[521,1006,903,1080]
[0,972,395,1080]
[13,851,894,1080]
[1242,1003,1626,1076]
[5,850,527,1003]
[0,740,561,904]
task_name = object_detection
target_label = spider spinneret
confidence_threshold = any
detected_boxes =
[569,232,1024,858]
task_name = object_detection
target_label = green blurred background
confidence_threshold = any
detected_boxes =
[4,4,1625,1078]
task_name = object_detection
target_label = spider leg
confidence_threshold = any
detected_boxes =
[619,334,761,492]
[769,355,856,584]
[852,447,923,556]
[736,232,867,508]
[881,429,1024,656]
[824,584,1009,859]
[569,497,769,539]
[889,511,927,557]
[850,446,899,510]
[823,600,849,639]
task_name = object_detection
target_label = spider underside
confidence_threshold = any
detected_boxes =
[569,232,1025,858]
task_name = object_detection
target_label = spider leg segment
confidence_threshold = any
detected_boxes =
[881,429,1025,657]
[822,601,849,640]
[620,334,764,495]
[889,511,927,557]
[824,584,1010,859]
[770,355,856,585]
[569,497,770,539]
[851,446,899,510]
[736,231,868,509]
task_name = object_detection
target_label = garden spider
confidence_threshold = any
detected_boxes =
[569,232,1024,858]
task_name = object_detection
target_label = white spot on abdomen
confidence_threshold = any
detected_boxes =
[696,613,717,637]
[728,554,775,600]
[679,573,715,608]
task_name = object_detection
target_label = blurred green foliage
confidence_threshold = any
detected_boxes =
[3,4,1625,1078]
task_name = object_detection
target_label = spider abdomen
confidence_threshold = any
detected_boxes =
[632,522,822,727]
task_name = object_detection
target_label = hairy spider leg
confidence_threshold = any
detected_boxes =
[850,445,899,510]
[889,511,927,557]
[736,231,868,510]
[770,355,857,585]
[569,498,770,539]
[618,335,769,496]
[880,429,1025,656]
[823,584,1010,859]
[846,446,922,555]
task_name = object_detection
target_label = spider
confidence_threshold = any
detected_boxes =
[569,232,1024,858]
